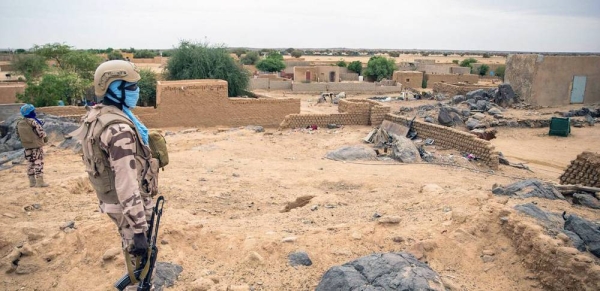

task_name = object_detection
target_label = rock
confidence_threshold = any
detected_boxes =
[514,203,563,229]
[482,250,495,256]
[563,230,587,252]
[472,113,486,120]
[288,251,313,267]
[494,84,517,107]
[325,146,376,161]
[245,125,264,133]
[315,253,445,291]
[476,100,490,111]
[245,251,264,264]
[282,236,297,243]
[378,216,401,224]
[488,108,502,116]
[20,244,34,256]
[466,118,483,130]
[152,262,183,291]
[424,116,434,123]
[2,213,16,218]
[492,179,565,200]
[390,136,421,163]
[392,236,405,243]
[191,278,215,291]
[351,232,362,240]
[15,263,39,274]
[452,95,465,104]
[466,89,485,101]
[102,248,121,260]
[437,107,454,126]
[481,255,495,263]
[564,214,600,257]
[60,221,75,230]
[232,173,240,178]
[573,193,600,209]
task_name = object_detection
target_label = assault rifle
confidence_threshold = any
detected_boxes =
[406,116,417,140]
[114,196,165,291]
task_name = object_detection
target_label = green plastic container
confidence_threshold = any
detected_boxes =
[549,117,570,137]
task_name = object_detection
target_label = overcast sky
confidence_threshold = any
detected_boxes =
[1,0,599,52]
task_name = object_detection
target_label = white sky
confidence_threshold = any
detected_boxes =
[1,0,599,52]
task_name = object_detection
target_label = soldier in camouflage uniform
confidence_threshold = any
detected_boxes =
[71,61,159,290]
[16,104,49,187]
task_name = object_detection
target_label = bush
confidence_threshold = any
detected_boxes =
[421,52,430,56]
[17,71,91,106]
[231,48,248,58]
[422,78,428,89]
[62,51,102,80]
[482,53,491,58]
[347,61,362,75]
[388,51,400,58]
[452,60,459,64]
[165,41,250,97]
[495,65,506,80]
[256,51,286,72]
[138,69,157,107]
[336,60,347,67]
[364,56,396,81]
[107,51,124,60]
[478,64,490,76]
[460,58,478,68]
[11,54,48,79]
[291,50,303,58]
[240,51,260,65]
[134,50,158,58]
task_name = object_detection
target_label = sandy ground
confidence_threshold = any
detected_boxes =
[1,101,599,290]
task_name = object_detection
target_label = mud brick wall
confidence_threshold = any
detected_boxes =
[278,113,369,128]
[0,84,25,104]
[249,78,270,90]
[385,113,499,169]
[340,73,359,81]
[560,152,600,187]
[425,74,479,88]
[292,83,328,92]
[269,80,293,90]
[39,79,300,128]
[433,82,495,96]
[370,105,391,126]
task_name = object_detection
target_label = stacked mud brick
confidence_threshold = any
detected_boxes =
[385,113,500,169]
[279,99,390,129]
[560,152,600,187]
[432,82,494,96]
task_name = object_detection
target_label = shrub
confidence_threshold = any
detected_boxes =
[62,51,102,80]
[138,69,157,107]
[388,51,400,58]
[240,51,260,65]
[134,50,158,58]
[422,78,427,89]
[347,61,363,75]
[11,54,48,79]
[17,71,91,106]
[165,41,250,97]
[256,51,286,72]
[107,51,124,60]
[460,58,478,68]
[482,53,491,58]
[364,56,397,81]
[495,65,506,80]
[478,64,490,76]
[452,60,459,64]
[291,50,303,58]
[336,60,347,67]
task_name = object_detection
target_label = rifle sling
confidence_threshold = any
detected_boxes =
[138,247,153,282]
[124,250,139,285]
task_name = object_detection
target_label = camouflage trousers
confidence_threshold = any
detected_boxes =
[24,147,44,177]
[103,197,154,287]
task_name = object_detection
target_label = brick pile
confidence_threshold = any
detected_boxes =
[385,113,499,169]
[560,152,600,187]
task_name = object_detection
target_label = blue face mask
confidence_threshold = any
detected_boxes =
[105,81,149,145]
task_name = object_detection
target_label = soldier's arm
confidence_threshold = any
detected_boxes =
[29,119,47,139]
[100,123,148,234]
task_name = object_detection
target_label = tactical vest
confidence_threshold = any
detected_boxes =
[17,118,44,149]
[77,105,159,204]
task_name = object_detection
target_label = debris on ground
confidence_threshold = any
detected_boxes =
[492,179,565,200]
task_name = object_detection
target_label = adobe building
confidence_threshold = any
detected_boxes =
[0,83,25,104]
[505,54,600,106]
[294,66,341,83]
[392,71,424,89]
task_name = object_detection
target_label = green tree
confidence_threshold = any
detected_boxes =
[452,60,459,64]
[231,48,248,58]
[11,54,48,79]
[240,51,260,65]
[165,41,250,97]
[459,58,478,68]
[422,78,428,89]
[285,48,294,54]
[495,65,506,80]
[17,71,91,106]
[336,60,347,67]
[347,61,362,75]
[107,51,124,60]
[443,52,449,57]
[138,69,157,107]
[482,53,491,58]
[15,48,27,54]
[478,64,490,76]
[32,43,72,67]
[291,50,303,58]
[388,51,400,57]
[256,52,285,72]
[421,51,430,56]
[134,50,157,58]
[364,56,397,81]
[62,51,102,80]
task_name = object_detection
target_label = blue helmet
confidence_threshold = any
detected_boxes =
[20,104,35,117]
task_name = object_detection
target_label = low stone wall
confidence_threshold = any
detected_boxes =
[433,82,495,96]
[0,103,24,122]
[560,152,600,187]
[249,78,270,90]
[340,73,359,81]
[269,80,293,90]
[385,113,499,169]
[292,83,328,92]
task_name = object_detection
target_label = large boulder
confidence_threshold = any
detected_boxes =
[466,118,484,130]
[564,214,600,258]
[494,84,517,108]
[452,95,465,104]
[492,179,565,200]
[315,253,445,291]
[326,146,377,161]
[153,262,183,291]
[438,107,463,127]
[466,89,485,101]
[391,136,421,163]
[573,193,600,209]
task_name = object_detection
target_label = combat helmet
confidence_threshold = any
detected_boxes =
[93,60,141,98]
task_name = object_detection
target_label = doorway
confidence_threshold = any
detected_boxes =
[570,76,586,104]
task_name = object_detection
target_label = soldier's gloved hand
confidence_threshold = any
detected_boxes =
[43,136,48,143]
[130,233,148,256]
